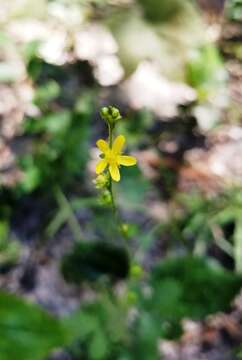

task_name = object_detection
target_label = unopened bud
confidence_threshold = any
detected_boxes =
[94,174,109,189]
[126,291,137,305]
[120,223,129,236]
[100,107,109,119]
[100,189,112,205]
[100,106,122,127]
[130,264,143,279]
[110,107,121,120]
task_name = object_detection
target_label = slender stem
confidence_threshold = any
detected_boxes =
[108,124,112,147]
[108,124,116,218]
[109,182,118,221]
[107,125,129,246]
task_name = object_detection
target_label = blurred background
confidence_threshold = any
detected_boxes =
[1,0,242,359]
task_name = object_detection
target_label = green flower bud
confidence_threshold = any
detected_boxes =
[99,189,112,205]
[120,223,129,237]
[94,174,109,189]
[100,107,109,119]
[110,107,121,120]
[126,291,137,305]
[100,106,122,127]
[130,264,143,279]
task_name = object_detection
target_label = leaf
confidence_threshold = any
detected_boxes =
[234,214,242,274]
[34,80,60,107]
[42,111,72,135]
[149,256,242,338]
[128,311,161,359]
[0,292,66,360]
[186,44,226,100]
[226,0,242,20]
[137,0,184,23]
[61,241,130,283]
[89,329,109,360]
[63,311,99,341]
[20,164,41,193]
[0,221,21,269]
[20,92,93,191]
[62,297,127,359]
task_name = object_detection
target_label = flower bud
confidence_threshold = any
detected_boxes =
[100,106,122,127]
[94,174,109,189]
[99,189,112,205]
[121,223,129,236]
[130,264,143,279]
[100,107,109,119]
[110,107,121,120]
[126,291,137,305]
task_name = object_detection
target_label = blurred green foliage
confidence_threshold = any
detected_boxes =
[64,295,129,360]
[19,93,93,193]
[149,256,242,337]
[0,220,21,270]
[227,0,242,21]
[1,253,241,360]
[59,255,242,357]
[137,0,184,23]
[159,190,242,272]
[0,0,241,359]
[0,292,66,360]
[186,44,226,100]
[61,241,130,283]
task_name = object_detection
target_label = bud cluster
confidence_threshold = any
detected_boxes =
[100,106,122,128]
[94,174,109,189]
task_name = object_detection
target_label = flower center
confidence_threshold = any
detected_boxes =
[105,150,117,165]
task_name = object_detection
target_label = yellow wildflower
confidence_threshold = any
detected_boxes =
[96,135,136,182]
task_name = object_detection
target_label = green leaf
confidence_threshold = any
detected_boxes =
[61,241,130,283]
[89,329,109,360]
[20,165,41,193]
[234,214,242,274]
[186,44,226,100]
[0,292,66,360]
[125,310,161,359]
[34,80,60,107]
[137,0,184,23]
[226,0,242,20]
[0,221,8,242]
[63,311,99,341]
[0,221,21,268]
[61,298,127,359]
[149,256,242,338]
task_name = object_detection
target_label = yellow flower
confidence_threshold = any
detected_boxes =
[96,135,137,182]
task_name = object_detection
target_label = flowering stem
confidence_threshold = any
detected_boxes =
[108,124,117,218]
[97,106,135,248]
[108,123,113,148]
[107,123,127,242]
[106,144,129,246]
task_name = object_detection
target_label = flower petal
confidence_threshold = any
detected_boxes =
[112,135,125,154]
[118,155,137,166]
[96,139,109,153]
[109,163,120,182]
[96,159,107,174]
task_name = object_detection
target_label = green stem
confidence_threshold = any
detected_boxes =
[108,123,113,147]
[107,123,126,241]
[109,182,116,216]
[108,124,116,217]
